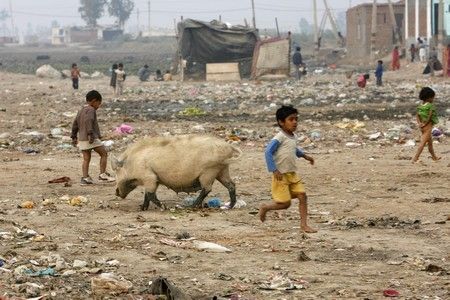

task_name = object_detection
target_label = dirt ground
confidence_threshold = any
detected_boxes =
[0,67,449,300]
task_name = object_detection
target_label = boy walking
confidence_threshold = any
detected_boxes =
[412,87,441,163]
[292,47,303,80]
[71,90,115,184]
[115,63,126,96]
[71,63,81,90]
[375,60,383,86]
[259,105,317,233]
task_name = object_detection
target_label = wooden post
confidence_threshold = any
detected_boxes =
[275,17,280,37]
[137,8,140,33]
[387,0,401,46]
[370,0,378,59]
[438,0,444,45]
[313,0,319,56]
[244,18,248,27]
[148,1,151,32]
[323,0,340,40]
[405,0,409,43]
[251,0,256,29]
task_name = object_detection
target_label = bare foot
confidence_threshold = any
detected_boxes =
[301,226,317,233]
[258,205,268,222]
[432,156,441,161]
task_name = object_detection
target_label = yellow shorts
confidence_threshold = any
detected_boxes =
[272,172,305,203]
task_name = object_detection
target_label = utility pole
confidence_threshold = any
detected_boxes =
[148,1,151,33]
[370,0,377,59]
[275,17,280,37]
[251,0,256,29]
[137,8,140,33]
[323,0,340,40]
[9,0,15,40]
[438,0,444,45]
[313,0,319,56]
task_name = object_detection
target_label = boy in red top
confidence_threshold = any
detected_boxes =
[71,90,115,184]
[71,63,81,90]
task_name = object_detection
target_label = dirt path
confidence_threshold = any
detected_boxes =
[0,72,449,299]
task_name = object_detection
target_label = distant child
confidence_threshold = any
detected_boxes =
[410,44,417,62]
[412,87,441,163]
[115,63,126,95]
[163,70,172,81]
[375,60,383,86]
[357,73,370,88]
[71,63,81,90]
[154,69,163,81]
[71,90,115,184]
[259,105,317,233]
[110,63,118,92]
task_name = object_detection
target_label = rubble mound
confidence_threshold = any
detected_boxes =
[36,65,62,79]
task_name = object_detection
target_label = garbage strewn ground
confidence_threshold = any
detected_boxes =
[0,66,449,299]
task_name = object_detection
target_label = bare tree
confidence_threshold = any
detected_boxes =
[108,0,135,29]
[79,0,107,27]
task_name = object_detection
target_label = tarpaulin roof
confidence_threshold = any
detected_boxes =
[177,19,259,64]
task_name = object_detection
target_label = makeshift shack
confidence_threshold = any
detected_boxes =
[177,19,259,80]
[251,35,291,79]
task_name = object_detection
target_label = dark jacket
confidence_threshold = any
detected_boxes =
[292,51,303,66]
[375,64,383,78]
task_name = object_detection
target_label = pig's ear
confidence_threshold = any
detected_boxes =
[110,155,123,170]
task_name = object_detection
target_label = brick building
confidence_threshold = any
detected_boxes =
[404,0,450,45]
[347,1,405,58]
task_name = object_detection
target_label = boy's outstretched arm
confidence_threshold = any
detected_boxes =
[303,154,315,165]
[297,147,314,165]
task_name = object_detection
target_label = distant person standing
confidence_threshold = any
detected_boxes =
[391,46,400,70]
[292,46,303,80]
[163,70,172,81]
[375,60,383,86]
[115,63,126,96]
[410,44,417,62]
[443,44,450,77]
[110,63,118,92]
[427,47,439,77]
[137,64,151,82]
[71,63,81,90]
[154,69,163,81]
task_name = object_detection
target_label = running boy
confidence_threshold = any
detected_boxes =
[412,87,441,163]
[71,90,115,184]
[259,105,317,233]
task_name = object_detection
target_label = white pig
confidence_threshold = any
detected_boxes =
[111,135,242,210]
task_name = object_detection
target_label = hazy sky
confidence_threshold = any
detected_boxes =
[0,0,388,34]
